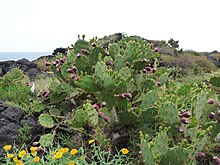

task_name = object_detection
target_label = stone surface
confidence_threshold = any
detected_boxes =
[0,58,41,80]
[0,100,44,154]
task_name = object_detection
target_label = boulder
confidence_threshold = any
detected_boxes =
[0,100,44,154]
[0,58,41,80]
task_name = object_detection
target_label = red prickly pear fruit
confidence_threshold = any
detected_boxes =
[53,61,57,66]
[182,110,191,118]
[45,62,51,66]
[145,66,151,71]
[60,58,65,63]
[100,101,107,108]
[142,69,147,73]
[152,68,157,74]
[154,47,159,52]
[37,146,42,152]
[72,66,77,72]
[178,126,185,133]
[198,152,206,159]
[56,68,60,72]
[93,104,100,111]
[98,111,105,117]
[209,112,215,119]
[67,68,74,73]
[71,74,77,79]
[116,93,125,99]
[55,60,59,64]
[156,81,161,86]
[124,93,132,99]
[91,42,96,47]
[105,51,110,56]
[141,58,147,63]
[106,61,113,66]
[25,82,30,86]
[150,43,154,48]
[213,156,220,165]
[218,117,220,123]
[103,115,110,123]
[181,117,189,124]
[207,99,215,104]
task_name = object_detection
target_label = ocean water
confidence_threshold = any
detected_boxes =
[0,52,52,61]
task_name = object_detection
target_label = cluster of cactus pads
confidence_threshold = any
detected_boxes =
[33,35,220,164]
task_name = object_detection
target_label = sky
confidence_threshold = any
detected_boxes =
[0,0,220,52]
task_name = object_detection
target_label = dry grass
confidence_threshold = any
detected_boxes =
[160,53,218,72]
[35,58,50,72]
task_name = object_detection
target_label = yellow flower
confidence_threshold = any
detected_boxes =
[18,150,27,158]
[70,149,78,155]
[54,151,63,159]
[4,145,12,151]
[30,147,37,152]
[121,148,129,155]
[88,139,95,144]
[7,154,14,158]
[69,161,75,165]
[58,147,69,153]
[13,157,19,163]
[16,160,24,165]
[34,156,40,163]
[31,151,37,156]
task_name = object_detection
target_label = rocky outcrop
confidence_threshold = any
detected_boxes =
[0,58,41,80]
[0,99,44,154]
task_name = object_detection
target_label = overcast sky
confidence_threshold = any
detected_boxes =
[0,0,219,52]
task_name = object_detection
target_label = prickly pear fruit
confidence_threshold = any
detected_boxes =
[103,115,110,123]
[145,66,151,71]
[124,93,132,99]
[154,47,159,52]
[93,104,100,111]
[100,102,107,108]
[67,68,74,73]
[181,117,189,124]
[116,93,125,99]
[198,152,206,159]
[45,62,51,66]
[209,112,215,119]
[178,126,185,133]
[207,99,215,104]
[213,156,220,165]
[98,112,105,118]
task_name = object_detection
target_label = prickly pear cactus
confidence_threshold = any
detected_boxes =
[39,133,54,147]
[158,102,179,124]
[38,114,54,128]
[160,146,189,165]
[210,75,220,87]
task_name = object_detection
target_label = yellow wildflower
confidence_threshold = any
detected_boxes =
[4,145,12,151]
[121,148,129,155]
[69,162,75,165]
[34,156,40,163]
[7,153,14,158]
[54,151,63,159]
[18,150,26,158]
[30,147,37,152]
[70,149,78,155]
[16,160,24,165]
[88,139,95,144]
[31,151,37,156]
[58,147,69,153]
[13,157,19,163]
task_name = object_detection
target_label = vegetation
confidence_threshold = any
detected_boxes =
[1,34,220,164]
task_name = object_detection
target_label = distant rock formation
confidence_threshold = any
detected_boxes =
[0,58,41,80]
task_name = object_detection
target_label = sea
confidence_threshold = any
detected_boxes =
[0,52,52,61]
